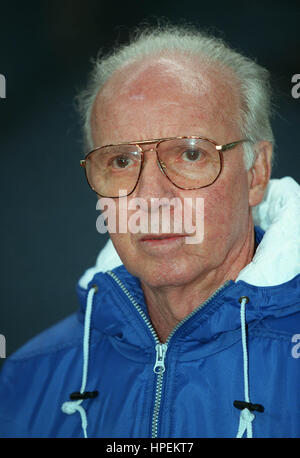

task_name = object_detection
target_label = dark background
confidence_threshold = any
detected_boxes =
[0,0,299,368]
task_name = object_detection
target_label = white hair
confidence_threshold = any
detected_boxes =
[77,24,275,170]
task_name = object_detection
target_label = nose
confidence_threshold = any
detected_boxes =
[133,148,173,199]
[142,146,167,176]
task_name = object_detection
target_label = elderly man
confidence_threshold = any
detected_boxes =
[0,25,299,439]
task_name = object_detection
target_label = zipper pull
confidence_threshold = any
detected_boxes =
[153,343,168,374]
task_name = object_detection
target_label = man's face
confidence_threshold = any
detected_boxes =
[90,56,254,288]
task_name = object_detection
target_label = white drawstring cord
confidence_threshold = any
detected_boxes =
[236,296,255,438]
[61,285,97,438]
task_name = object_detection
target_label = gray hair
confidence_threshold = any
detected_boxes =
[77,24,275,170]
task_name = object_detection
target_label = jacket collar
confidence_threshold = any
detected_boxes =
[76,261,300,360]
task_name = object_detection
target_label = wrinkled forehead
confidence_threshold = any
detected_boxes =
[91,55,242,144]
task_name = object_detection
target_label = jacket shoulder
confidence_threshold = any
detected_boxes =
[7,313,83,362]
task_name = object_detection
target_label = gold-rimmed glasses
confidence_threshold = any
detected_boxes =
[80,136,249,198]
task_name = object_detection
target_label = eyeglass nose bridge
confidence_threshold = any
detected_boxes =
[139,145,168,178]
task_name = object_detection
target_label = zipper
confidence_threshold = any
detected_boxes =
[107,271,167,437]
[152,343,168,438]
[153,343,168,374]
[106,271,164,437]
[107,270,230,438]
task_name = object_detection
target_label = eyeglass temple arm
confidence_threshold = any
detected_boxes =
[216,139,250,152]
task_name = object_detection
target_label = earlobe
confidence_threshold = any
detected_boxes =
[248,141,272,207]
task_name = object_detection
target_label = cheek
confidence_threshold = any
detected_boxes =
[199,177,249,242]
[108,202,144,260]
[199,191,229,244]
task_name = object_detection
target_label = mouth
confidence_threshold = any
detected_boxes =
[139,234,186,243]
[136,233,188,254]
[140,234,186,242]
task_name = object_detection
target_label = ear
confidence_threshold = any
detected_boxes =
[248,141,272,207]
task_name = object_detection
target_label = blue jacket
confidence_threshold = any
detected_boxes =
[0,178,300,438]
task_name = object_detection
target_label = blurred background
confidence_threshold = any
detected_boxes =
[0,0,299,367]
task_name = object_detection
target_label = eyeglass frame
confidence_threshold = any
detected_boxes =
[80,136,250,198]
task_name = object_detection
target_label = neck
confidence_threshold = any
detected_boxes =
[141,222,256,343]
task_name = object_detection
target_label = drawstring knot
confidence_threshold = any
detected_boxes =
[62,400,80,415]
[62,400,88,437]
[236,408,255,438]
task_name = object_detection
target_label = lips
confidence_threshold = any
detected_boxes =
[139,234,186,241]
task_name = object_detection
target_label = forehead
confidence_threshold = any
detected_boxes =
[91,55,241,145]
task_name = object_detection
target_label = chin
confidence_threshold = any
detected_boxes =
[125,258,199,289]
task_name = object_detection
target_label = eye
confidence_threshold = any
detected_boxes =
[181,149,203,162]
[111,155,133,169]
